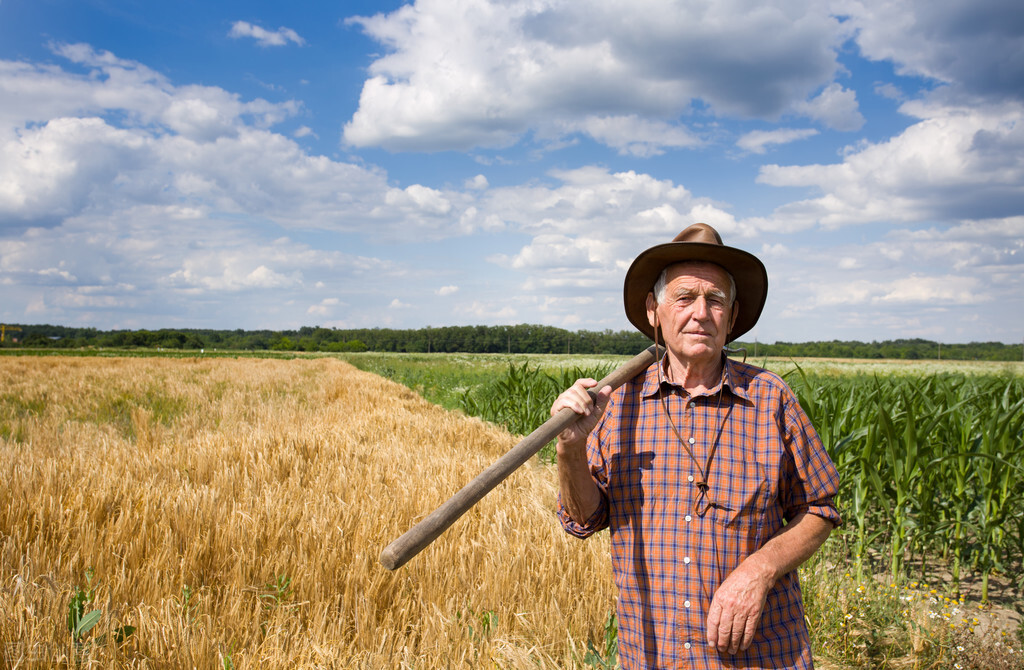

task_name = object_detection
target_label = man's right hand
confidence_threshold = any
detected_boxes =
[551,378,613,453]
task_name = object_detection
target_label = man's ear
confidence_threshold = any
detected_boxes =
[646,292,658,329]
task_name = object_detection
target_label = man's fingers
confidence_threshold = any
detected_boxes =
[728,611,748,654]
[740,614,758,651]
[552,379,594,416]
[707,594,761,654]
[705,601,721,650]
[721,610,745,654]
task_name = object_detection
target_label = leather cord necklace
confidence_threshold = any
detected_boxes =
[653,323,727,517]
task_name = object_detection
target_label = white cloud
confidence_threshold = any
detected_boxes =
[875,82,904,101]
[736,127,819,154]
[229,21,305,48]
[573,115,702,157]
[791,83,864,131]
[436,285,459,296]
[754,102,1024,230]
[307,298,340,316]
[839,0,1024,102]
[789,273,984,311]
[457,300,518,322]
[343,0,853,152]
[0,46,496,241]
[465,175,488,190]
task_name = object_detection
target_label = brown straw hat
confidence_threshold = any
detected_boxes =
[623,223,767,342]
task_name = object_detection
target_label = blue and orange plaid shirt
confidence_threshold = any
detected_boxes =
[558,354,841,669]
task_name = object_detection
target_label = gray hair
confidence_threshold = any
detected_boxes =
[653,263,736,305]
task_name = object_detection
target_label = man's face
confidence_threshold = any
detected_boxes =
[645,262,738,364]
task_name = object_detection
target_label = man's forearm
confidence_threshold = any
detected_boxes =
[556,438,602,524]
[745,511,833,585]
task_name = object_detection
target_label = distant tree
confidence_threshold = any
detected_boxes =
[270,335,295,351]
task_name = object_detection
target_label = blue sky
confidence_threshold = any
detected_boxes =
[1,0,1022,344]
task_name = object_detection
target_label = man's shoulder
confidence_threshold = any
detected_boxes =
[725,357,796,400]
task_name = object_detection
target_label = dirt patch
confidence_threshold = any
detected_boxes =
[907,557,1023,643]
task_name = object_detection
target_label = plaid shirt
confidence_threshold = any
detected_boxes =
[558,355,841,669]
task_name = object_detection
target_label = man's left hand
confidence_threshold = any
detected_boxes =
[704,557,773,655]
[704,512,834,655]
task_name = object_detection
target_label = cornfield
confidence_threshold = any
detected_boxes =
[782,368,1024,598]
[0,356,617,668]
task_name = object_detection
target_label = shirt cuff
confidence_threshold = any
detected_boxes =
[556,493,609,538]
[800,500,843,528]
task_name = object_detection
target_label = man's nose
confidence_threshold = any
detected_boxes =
[691,295,709,319]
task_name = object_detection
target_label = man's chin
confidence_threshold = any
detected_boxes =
[669,342,720,361]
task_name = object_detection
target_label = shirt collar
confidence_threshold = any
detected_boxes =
[641,352,750,401]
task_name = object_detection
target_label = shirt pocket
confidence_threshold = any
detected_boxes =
[707,457,772,532]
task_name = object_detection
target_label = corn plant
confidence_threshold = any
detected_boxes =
[67,569,102,645]
[459,361,612,461]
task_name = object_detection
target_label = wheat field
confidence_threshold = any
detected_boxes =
[0,356,616,668]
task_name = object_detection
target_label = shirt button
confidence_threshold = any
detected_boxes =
[687,475,694,482]
[684,600,691,608]
[684,642,692,650]
[684,514,692,522]
[684,556,691,564]
[688,437,695,444]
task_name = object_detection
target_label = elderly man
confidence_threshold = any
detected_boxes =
[553,223,841,669]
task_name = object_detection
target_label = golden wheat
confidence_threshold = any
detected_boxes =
[0,356,615,668]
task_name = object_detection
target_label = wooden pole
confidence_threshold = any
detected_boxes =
[379,343,663,570]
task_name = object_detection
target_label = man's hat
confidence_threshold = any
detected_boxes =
[622,223,768,342]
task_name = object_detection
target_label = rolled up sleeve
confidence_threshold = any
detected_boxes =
[780,395,843,528]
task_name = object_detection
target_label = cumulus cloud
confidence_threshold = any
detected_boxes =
[736,127,819,154]
[307,298,340,316]
[754,101,1024,230]
[479,167,757,307]
[839,0,1024,102]
[791,83,864,131]
[465,175,488,190]
[343,0,853,152]
[572,115,702,157]
[229,21,305,47]
[0,45,493,240]
[1,203,403,328]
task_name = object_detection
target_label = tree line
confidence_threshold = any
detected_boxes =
[1,323,1021,361]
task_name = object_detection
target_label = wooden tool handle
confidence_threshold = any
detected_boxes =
[379,344,663,570]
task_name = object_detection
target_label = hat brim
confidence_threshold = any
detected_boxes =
[623,241,767,342]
